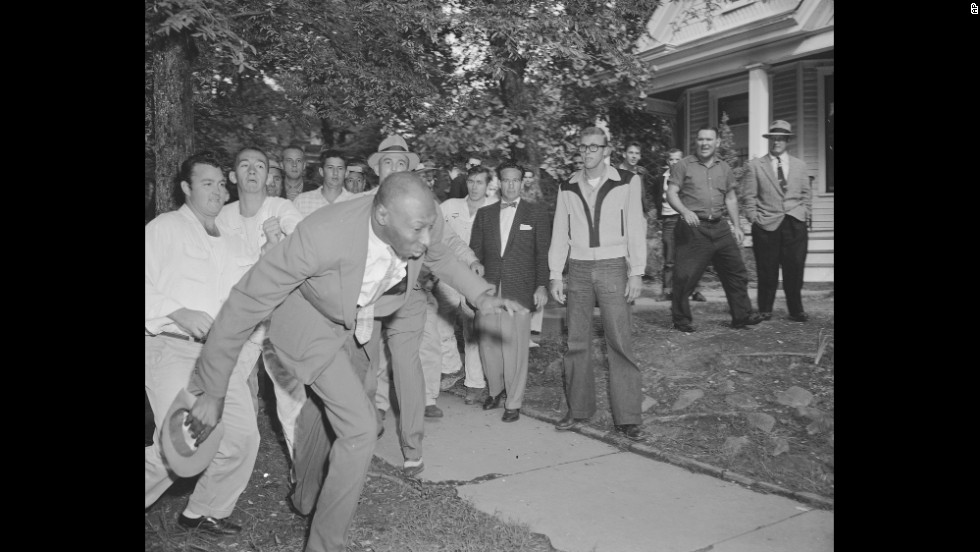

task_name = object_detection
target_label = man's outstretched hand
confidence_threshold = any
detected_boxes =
[188,393,225,447]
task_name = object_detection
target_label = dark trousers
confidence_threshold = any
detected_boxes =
[751,216,808,316]
[671,219,753,325]
[661,215,678,293]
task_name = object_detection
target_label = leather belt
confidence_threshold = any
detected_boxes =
[698,217,723,224]
[158,331,206,344]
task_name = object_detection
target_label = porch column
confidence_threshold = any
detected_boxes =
[746,63,770,160]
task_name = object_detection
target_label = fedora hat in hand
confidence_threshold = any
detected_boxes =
[160,388,225,477]
[762,120,795,138]
[367,135,420,173]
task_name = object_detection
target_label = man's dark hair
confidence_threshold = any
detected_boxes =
[496,160,525,179]
[695,126,720,139]
[235,146,268,166]
[466,164,494,182]
[319,148,347,167]
[174,151,225,206]
[626,142,642,151]
[282,143,306,156]
[667,148,683,156]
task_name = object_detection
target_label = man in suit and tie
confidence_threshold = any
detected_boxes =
[469,161,551,423]
[185,172,525,552]
[741,120,812,323]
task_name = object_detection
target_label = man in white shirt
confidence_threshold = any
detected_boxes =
[145,152,260,535]
[293,149,357,217]
[437,165,497,404]
[216,146,305,461]
[281,144,311,201]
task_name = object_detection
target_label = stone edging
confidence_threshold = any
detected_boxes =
[446,387,833,511]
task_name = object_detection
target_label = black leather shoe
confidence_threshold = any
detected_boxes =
[673,323,695,333]
[177,514,242,535]
[502,408,520,422]
[788,312,809,323]
[759,312,773,321]
[690,291,707,302]
[424,405,444,418]
[616,424,645,442]
[482,391,506,410]
[556,414,586,431]
[732,313,764,329]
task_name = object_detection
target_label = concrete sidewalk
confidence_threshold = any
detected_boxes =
[373,391,833,552]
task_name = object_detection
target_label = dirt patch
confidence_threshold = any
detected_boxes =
[521,288,834,503]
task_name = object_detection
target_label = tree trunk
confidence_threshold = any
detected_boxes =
[152,34,196,216]
[493,39,541,172]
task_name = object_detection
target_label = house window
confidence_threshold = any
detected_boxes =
[718,92,749,167]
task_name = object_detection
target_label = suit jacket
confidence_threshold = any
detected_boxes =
[470,199,551,311]
[741,154,812,232]
[192,195,492,398]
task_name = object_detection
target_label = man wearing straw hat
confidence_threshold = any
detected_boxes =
[741,120,812,323]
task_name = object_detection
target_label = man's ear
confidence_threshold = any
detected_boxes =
[374,204,388,226]
[180,181,192,197]
[319,167,325,178]
[229,171,238,185]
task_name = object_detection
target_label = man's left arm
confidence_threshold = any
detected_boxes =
[725,188,745,245]
[624,174,647,302]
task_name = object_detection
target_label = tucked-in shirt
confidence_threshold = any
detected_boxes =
[145,205,252,335]
[359,219,407,307]
[440,196,498,245]
[217,196,303,260]
[293,186,357,218]
[498,197,520,256]
[668,155,737,220]
[661,168,678,216]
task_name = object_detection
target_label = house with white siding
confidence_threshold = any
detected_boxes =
[636,0,834,282]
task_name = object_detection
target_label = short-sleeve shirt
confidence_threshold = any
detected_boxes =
[668,155,736,220]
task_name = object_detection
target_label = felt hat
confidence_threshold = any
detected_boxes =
[160,388,225,477]
[763,120,795,138]
[367,136,420,173]
[414,161,437,172]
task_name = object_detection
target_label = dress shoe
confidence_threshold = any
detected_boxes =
[177,514,242,535]
[673,322,695,333]
[464,387,483,405]
[439,371,462,391]
[690,291,707,302]
[424,404,443,418]
[502,408,521,422]
[731,313,764,329]
[556,414,586,431]
[403,458,424,477]
[482,390,506,410]
[788,312,809,323]
[616,424,645,442]
[759,312,773,321]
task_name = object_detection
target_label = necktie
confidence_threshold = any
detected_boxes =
[354,249,399,345]
[777,157,787,194]
[501,200,518,209]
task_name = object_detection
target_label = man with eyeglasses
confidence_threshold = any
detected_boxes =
[548,127,647,442]
[666,127,764,333]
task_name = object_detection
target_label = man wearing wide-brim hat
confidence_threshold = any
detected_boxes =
[741,120,812,323]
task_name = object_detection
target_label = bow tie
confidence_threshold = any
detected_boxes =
[501,200,518,209]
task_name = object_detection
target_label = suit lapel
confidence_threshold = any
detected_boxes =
[503,201,525,257]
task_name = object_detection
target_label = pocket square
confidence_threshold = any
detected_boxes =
[519,224,532,230]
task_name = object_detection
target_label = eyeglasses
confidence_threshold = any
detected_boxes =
[577,144,607,153]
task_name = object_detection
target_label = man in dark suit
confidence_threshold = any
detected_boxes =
[470,161,551,423]
[741,120,812,323]
[185,172,525,552]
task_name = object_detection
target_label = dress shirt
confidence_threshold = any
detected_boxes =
[440,197,498,244]
[145,205,251,335]
[498,197,520,256]
[668,155,736,220]
[359,219,407,308]
[770,153,789,183]
[292,186,357,218]
[217,196,303,260]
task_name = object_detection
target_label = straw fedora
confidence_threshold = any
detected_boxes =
[367,135,420,173]
[762,120,795,138]
[160,388,225,477]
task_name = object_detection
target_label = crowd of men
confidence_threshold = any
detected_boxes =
[145,120,811,552]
